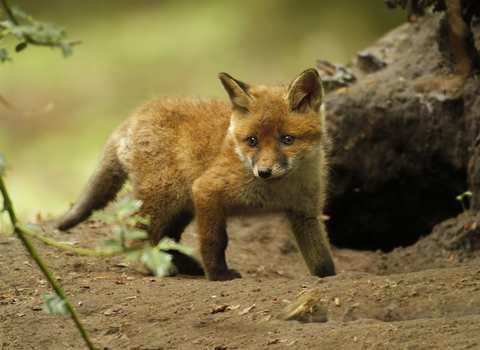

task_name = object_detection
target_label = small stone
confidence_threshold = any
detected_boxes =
[210,303,228,314]
[104,309,114,316]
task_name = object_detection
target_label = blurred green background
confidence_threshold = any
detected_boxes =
[0,0,405,229]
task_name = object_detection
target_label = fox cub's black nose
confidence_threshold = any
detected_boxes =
[258,167,272,178]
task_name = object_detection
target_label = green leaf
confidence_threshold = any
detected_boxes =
[116,197,143,218]
[116,226,148,242]
[456,191,473,201]
[91,210,117,222]
[0,153,9,175]
[97,239,122,252]
[24,222,44,234]
[140,245,172,278]
[15,42,27,53]
[0,20,14,29]
[11,6,30,21]
[60,41,72,58]
[156,236,195,256]
[28,22,63,42]
[122,229,149,240]
[124,248,142,261]
[125,214,150,226]
[42,294,72,316]
[0,48,11,63]
[9,25,25,40]
[3,21,64,42]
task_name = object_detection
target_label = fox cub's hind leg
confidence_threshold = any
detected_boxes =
[157,210,204,276]
[57,138,128,231]
[138,191,205,276]
[286,212,335,278]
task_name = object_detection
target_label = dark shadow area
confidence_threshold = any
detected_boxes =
[326,165,467,251]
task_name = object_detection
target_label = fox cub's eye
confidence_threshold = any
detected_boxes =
[247,136,258,147]
[282,135,295,145]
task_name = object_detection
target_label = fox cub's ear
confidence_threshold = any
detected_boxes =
[286,69,324,113]
[219,73,252,114]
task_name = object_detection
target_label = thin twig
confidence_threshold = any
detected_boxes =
[0,94,54,115]
[0,0,20,25]
[27,38,82,47]
[0,175,97,350]
[0,176,17,223]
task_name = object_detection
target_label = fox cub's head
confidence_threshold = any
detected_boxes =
[219,69,325,183]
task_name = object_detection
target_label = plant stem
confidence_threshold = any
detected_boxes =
[0,175,17,224]
[27,37,82,47]
[0,0,20,25]
[461,200,467,218]
[0,175,97,350]
[19,225,121,256]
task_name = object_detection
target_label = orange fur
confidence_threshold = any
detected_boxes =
[57,69,335,281]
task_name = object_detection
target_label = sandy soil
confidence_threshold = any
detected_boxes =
[1,213,480,350]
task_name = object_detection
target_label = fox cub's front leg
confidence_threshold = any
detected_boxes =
[192,184,241,281]
[287,212,335,278]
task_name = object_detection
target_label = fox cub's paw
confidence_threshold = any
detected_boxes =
[314,262,336,278]
[208,268,242,281]
[172,253,205,276]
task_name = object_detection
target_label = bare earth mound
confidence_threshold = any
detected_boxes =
[1,216,480,350]
[2,12,480,350]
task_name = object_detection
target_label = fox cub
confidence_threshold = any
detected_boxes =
[57,69,335,281]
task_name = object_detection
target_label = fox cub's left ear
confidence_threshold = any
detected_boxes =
[286,69,324,113]
[218,73,253,114]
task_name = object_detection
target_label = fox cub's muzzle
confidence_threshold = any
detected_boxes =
[253,163,285,183]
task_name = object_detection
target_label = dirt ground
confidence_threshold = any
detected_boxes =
[1,213,480,350]
[3,9,480,350]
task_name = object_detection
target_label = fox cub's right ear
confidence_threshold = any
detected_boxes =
[286,69,324,113]
[219,73,252,114]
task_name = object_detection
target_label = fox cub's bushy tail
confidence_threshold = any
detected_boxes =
[57,136,127,231]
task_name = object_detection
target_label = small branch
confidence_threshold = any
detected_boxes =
[19,225,121,256]
[0,175,97,350]
[26,37,82,47]
[1,0,20,25]
[0,0,82,48]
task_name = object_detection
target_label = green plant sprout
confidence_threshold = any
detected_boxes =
[92,197,195,278]
[92,197,151,251]
[456,191,473,218]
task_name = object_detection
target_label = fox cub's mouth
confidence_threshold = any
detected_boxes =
[259,176,283,184]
